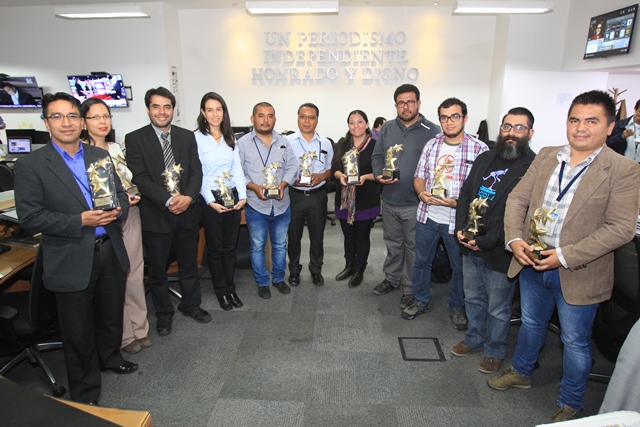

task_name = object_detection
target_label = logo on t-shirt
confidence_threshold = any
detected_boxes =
[478,168,508,200]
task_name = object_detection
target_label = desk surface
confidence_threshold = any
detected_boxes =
[0,244,36,286]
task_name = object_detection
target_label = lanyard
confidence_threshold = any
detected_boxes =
[252,135,275,167]
[298,138,323,164]
[556,161,588,203]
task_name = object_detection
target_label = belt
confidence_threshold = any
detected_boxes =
[95,234,110,246]
[290,186,325,196]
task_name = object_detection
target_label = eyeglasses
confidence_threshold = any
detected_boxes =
[46,113,82,122]
[85,114,113,121]
[396,100,417,108]
[499,124,529,134]
[298,115,318,121]
[439,114,464,123]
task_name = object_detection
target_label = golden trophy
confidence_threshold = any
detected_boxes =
[525,206,557,261]
[342,147,360,185]
[162,163,183,197]
[263,162,282,199]
[212,171,237,208]
[382,144,403,180]
[461,196,489,242]
[431,160,453,198]
[298,151,316,185]
[86,156,119,210]
[112,154,139,197]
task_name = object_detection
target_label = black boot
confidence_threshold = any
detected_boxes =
[348,266,366,288]
[335,261,356,281]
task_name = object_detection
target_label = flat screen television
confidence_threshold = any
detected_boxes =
[67,74,128,108]
[0,76,42,109]
[584,4,638,59]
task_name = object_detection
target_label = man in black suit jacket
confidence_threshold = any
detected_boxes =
[1,82,37,106]
[125,87,210,337]
[606,99,640,159]
[14,92,137,404]
[451,107,536,374]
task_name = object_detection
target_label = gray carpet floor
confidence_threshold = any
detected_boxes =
[2,218,614,426]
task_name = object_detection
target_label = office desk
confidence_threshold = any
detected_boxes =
[0,244,37,288]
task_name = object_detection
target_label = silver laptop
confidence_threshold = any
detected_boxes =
[6,137,32,158]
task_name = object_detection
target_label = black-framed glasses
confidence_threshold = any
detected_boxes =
[499,124,529,134]
[46,113,82,122]
[439,113,464,123]
[85,114,113,121]
[396,100,417,108]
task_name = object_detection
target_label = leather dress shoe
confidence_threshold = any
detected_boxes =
[156,318,173,336]
[122,340,142,354]
[229,293,243,308]
[183,307,212,323]
[312,274,324,286]
[104,361,139,375]
[289,272,300,286]
[137,336,152,348]
[217,295,233,311]
[273,281,291,294]
[258,286,271,299]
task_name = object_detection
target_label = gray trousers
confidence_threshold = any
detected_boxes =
[381,202,417,295]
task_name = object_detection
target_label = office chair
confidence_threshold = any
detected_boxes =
[0,163,15,191]
[0,247,66,397]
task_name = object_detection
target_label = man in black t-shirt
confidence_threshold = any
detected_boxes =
[450,107,537,375]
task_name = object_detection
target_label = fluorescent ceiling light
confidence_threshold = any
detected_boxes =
[55,4,150,19]
[246,1,339,15]
[454,1,553,14]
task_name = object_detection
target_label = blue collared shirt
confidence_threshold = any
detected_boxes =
[51,141,106,236]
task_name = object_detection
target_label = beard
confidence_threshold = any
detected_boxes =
[495,133,529,160]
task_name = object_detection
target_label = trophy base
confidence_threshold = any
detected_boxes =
[346,175,360,185]
[264,188,280,199]
[382,169,400,180]
[431,187,447,199]
[460,230,477,243]
[299,175,312,185]
[126,185,140,197]
[213,189,239,208]
[94,195,118,211]
[525,247,552,261]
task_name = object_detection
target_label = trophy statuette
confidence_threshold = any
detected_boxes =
[342,147,360,185]
[263,162,282,199]
[382,144,403,180]
[86,156,119,211]
[431,160,453,199]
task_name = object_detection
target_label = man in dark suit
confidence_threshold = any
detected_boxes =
[451,107,536,375]
[14,92,137,404]
[1,81,37,106]
[125,87,210,336]
[489,90,639,422]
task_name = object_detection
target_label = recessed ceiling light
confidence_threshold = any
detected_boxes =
[454,0,553,14]
[246,1,339,15]
[54,4,150,19]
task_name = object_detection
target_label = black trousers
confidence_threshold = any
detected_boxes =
[287,189,327,275]
[201,202,241,296]
[339,218,374,268]
[55,238,126,403]
[143,217,201,319]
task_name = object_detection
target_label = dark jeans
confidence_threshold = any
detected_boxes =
[339,218,374,268]
[56,239,126,403]
[288,189,327,275]
[143,217,202,319]
[201,203,241,296]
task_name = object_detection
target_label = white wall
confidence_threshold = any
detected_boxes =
[178,6,497,140]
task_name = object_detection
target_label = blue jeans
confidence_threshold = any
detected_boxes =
[512,267,598,411]
[244,206,291,287]
[412,218,463,310]
[463,254,515,359]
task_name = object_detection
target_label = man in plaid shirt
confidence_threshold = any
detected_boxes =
[402,98,488,329]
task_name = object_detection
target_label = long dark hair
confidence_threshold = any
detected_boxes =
[196,92,235,149]
[79,98,114,145]
[331,109,371,172]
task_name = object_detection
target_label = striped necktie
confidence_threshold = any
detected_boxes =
[161,132,175,170]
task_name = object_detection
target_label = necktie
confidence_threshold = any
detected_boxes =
[161,132,175,170]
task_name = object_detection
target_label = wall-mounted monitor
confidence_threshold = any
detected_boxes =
[67,74,129,108]
[584,4,638,59]
[0,76,42,109]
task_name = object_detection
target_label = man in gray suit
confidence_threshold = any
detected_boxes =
[488,90,640,423]
[14,92,137,404]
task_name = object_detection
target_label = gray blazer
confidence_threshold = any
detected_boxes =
[504,145,639,305]
[14,141,130,293]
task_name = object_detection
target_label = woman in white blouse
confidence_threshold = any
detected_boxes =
[194,92,247,311]
[80,98,150,355]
